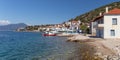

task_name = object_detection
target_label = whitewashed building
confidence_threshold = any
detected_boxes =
[91,8,120,38]
[65,20,81,30]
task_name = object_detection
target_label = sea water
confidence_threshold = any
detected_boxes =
[0,31,80,60]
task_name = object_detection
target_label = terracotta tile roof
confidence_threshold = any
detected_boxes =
[92,8,120,22]
[71,20,78,23]
[105,8,120,14]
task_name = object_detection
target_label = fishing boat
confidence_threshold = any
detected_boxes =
[43,31,56,36]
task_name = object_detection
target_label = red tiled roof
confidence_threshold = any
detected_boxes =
[92,8,120,22]
[105,8,120,14]
[71,20,78,23]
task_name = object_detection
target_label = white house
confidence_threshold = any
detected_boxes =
[65,20,81,30]
[91,8,120,38]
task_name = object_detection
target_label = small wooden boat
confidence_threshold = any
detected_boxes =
[43,31,56,36]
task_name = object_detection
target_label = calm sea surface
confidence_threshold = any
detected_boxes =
[0,31,80,60]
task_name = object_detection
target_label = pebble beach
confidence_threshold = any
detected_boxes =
[67,34,120,60]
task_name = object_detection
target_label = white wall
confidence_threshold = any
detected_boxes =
[104,15,120,38]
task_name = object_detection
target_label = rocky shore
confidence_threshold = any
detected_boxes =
[67,34,120,60]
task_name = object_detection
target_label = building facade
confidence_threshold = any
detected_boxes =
[92,8,120,38]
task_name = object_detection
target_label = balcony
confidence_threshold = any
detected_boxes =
[98,24,104,27]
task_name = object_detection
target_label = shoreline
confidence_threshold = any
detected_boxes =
[66,34,120,60]
[66,42,103,60]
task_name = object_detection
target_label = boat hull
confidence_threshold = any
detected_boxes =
[43,34,56,36]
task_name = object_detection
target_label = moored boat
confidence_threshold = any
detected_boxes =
[43,31,56,36]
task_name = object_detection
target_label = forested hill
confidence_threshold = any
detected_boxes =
[73,1,120,23]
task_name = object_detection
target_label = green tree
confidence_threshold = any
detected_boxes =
[80,24,88,35]
[75,16,80,20]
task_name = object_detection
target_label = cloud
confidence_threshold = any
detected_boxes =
[0,20,11,25]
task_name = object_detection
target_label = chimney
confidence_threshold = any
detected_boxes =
[106,7,109,13]
[99,12,102,16]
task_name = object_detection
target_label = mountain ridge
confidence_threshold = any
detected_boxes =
[0,23,27,31]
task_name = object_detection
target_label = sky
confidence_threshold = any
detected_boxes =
[0,0,119,25]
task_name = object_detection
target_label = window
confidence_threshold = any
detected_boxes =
[112,18,117,25]
[111,30,115,36]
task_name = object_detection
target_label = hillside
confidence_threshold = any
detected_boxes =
[25,1,120,31]
[73,1,120,23]
[0,23,27,31]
